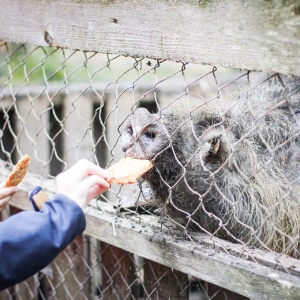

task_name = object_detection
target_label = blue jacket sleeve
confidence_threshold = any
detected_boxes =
[0,193,86,290]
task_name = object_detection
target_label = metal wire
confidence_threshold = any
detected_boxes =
[1,42,299,299]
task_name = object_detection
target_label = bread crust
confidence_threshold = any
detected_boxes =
[4,154,30,187]
[107,157,153,184]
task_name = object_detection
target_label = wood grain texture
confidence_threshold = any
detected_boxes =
[84,203,300,300]
[101,242,140,299]
[143,259,189,299]
[0,0,300,75]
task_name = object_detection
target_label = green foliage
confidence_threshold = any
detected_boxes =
[0,43,106,87]
[0,44,67,86]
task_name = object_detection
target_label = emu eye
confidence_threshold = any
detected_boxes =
[144,131,156,139]
[208,138,220,155]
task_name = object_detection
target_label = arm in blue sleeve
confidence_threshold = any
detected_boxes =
[0,193,86,290]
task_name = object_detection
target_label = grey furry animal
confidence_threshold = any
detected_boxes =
[121,74,300,258]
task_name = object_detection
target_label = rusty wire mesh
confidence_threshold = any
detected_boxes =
[0,42,300,299]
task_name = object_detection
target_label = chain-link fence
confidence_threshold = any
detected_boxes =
[1,42,300,299]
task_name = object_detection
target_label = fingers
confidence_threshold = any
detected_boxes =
[0,196,11,211]
[82,175,110,191]
[56,160,109,190]
[0,186,18,199]
[81,175,110,200]
[87,185,106,200]
[66,159,108,181]
[0,186,18,212]
[58,175,110,209]
[56,160,110,209]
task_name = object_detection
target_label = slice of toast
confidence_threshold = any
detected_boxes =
[107,157,153,184]
[4,154,30,187]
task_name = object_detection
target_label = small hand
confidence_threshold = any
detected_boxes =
[0,183,18,212]
[56,160,110,209]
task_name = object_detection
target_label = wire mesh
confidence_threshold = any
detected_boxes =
[1,42,299,299]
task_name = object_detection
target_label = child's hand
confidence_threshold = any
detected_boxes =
[56,160,110,209]
[0,184,18,212]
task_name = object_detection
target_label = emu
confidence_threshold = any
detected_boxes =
[121,75,300,257]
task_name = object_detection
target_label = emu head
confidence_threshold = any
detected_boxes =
[120,104,230,228]
[121,108,170,160]
[121,105,229,184]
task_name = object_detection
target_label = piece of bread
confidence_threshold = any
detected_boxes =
[4,154,30,187]
[107,157,153,184]
[30,187,49,211]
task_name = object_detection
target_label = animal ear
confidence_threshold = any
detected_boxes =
[208,137,221,156]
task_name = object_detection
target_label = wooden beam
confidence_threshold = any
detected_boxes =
[207,283,249,300]
[143,259,189,299]
[0,0,299,75]
[100,242,140,299]
[83,203,300,300]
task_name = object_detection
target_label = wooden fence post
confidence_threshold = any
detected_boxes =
[101,242,139,300]
[143,259,189,300]
[40,93,96,299]
[40,234,88,299]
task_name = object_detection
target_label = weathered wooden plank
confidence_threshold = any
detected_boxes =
[0,0,300,75]
[143,259,189,299]
[207,283,249,300]
[49,235,89,299]
[100,242,139,299]
[84,203,300,300]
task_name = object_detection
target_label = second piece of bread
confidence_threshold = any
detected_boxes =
[4,154,30,187]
